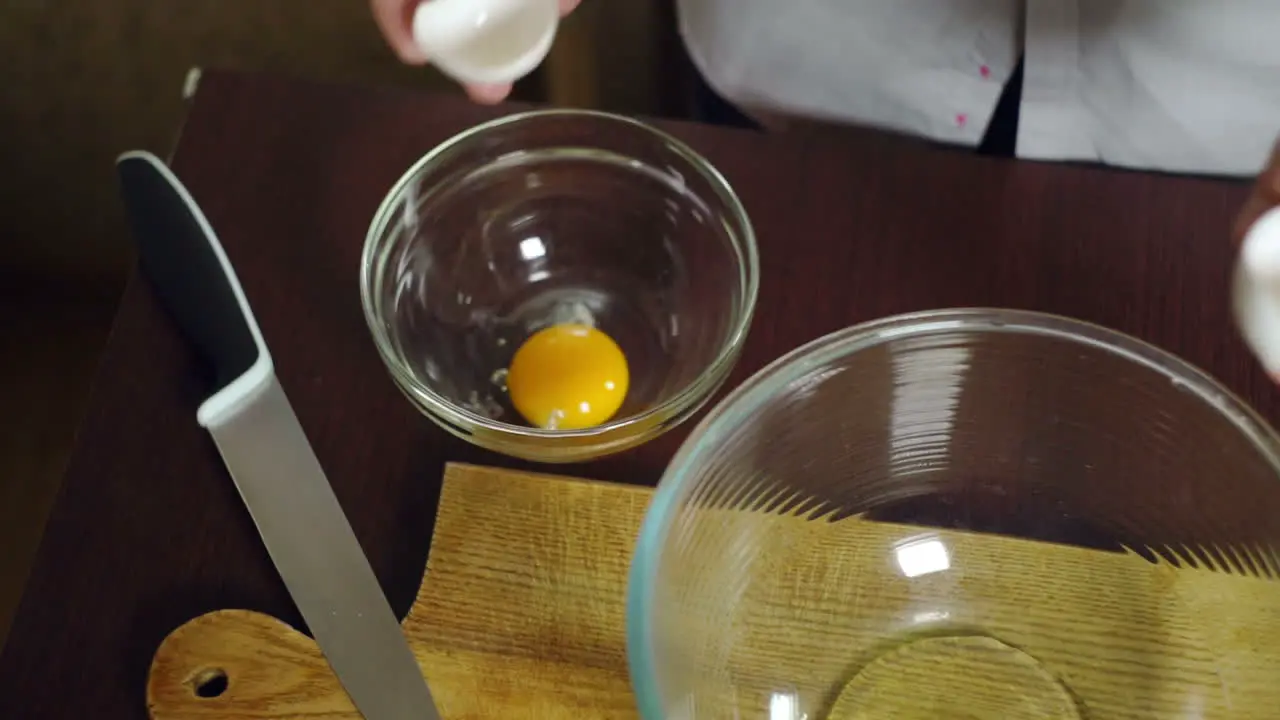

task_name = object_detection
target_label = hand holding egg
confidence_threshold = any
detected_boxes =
[368,0,582,103]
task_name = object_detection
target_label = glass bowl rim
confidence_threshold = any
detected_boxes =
[359,108,760,440]
[624,307,1280,720]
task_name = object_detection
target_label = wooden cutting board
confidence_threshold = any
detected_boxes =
[146,463,1280,719]
[147,464,645,719]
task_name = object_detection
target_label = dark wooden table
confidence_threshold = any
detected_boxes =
[1,69,1273,717]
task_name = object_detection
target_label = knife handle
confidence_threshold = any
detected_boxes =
[116,151,275,429]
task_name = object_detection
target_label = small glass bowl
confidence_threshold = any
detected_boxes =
[360,110,758,462]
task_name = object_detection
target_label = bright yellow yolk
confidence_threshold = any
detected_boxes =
[506,323,630,431]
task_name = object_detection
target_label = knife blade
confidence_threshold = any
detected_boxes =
[116,150,441,720]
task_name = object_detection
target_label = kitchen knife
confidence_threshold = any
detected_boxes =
[116,151,442,720]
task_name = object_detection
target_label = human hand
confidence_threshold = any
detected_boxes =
[1234,137,1280,245]
[370,0,582,104]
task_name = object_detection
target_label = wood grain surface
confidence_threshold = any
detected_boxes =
[147,464,645,719]
[146,464,1280,719]
[0,70,1274,718]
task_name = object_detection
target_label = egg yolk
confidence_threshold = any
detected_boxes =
[506,323,630,430]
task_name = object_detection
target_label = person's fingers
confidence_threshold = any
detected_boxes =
[1234,137,1280,245]
[375,0,570,99]
[464,82,514,104]
[370,0,428,64]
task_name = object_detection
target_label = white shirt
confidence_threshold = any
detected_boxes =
[677,0,1280,176]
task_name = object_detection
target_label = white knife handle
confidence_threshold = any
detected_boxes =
[116,151,275,429]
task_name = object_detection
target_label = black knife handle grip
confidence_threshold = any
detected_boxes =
[116,151,261,394]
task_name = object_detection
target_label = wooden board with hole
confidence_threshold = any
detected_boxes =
[146,464,1280,719]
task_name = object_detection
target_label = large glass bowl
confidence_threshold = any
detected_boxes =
[361,110,757,462]
[628,309,1280,719]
